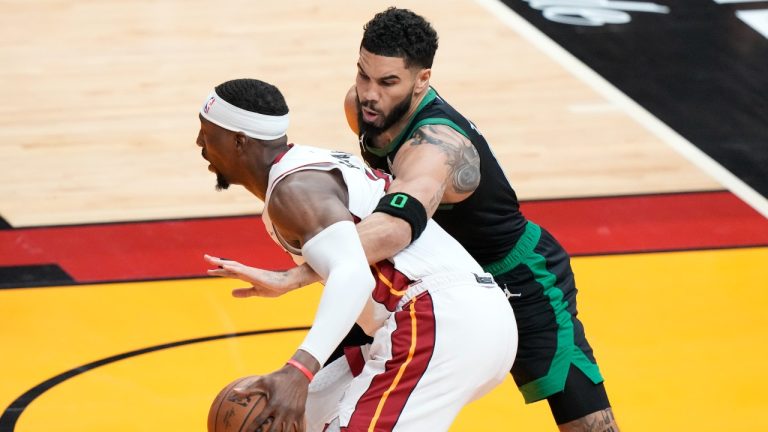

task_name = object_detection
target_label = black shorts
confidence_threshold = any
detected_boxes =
[485,222,606,405]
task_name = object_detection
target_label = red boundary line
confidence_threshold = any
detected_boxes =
[0,191,766,283]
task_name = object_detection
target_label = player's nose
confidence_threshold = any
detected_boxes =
[358,85,379,106]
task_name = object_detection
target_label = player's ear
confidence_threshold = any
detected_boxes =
[235,132,248,153]
[415,68,431,93]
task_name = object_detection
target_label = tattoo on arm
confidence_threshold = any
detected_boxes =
[426,184,446,215]
[561,408,617,432]
[410,125,480,194]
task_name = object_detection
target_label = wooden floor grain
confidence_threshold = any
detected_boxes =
[0,0,719,227]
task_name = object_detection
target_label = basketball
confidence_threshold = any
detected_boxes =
[207,375,268,432]
[343,87,360,135]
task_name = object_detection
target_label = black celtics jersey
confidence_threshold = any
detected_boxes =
[359,87,528,266]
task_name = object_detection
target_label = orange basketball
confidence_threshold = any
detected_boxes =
[207,375,269,432]
[344,86,360,135]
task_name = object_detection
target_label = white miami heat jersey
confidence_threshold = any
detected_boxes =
[261,144,484,280]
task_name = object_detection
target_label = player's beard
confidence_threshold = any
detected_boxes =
[215,173,230,191]
[357,91,413,140]
[202,148,230,191]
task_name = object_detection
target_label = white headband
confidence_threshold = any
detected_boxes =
[200,90,289,140]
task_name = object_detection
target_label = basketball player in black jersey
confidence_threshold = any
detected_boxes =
[212,7,619,432]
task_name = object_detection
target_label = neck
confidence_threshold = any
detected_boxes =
[242,142,290,201]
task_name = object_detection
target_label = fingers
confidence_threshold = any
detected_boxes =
[260,412,291,432]
[232,287,258,298]
[245,413,273,432]
[204,254,242,269]
[207,268,234,277]
[269,412,304,432]
[205,255,247,280]
[232,386,267,399]
[232,390,273,432]
[203,254,224,266]
[264,417,280,432]
[291,417,305,432]
[232,287,283,299]
[205,254,289,297]
[242,403,305,432]
[244,396,303,432]
[247,409,274,432]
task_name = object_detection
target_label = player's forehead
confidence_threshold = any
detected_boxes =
[357,47,409,78]
[198,115,231,139]
[198,114,219,131]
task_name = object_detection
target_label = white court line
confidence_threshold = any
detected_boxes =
[737,9,768,39]
[474,0,768,219]
[713,0,766,4]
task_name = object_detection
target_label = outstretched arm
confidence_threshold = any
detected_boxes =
[210,123,481,296]
[205,254,319,297]
[204,216,409,297]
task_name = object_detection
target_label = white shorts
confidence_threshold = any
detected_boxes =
[306,272,517,432]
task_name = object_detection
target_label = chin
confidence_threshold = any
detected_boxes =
[215,173,231,190]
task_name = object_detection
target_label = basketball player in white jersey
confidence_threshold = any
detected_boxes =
[197,78,516,432]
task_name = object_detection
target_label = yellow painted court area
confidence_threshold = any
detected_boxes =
[2,247,767,431]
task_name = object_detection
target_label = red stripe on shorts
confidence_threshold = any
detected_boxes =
[344,345,367,377]
[344,292,436,431]
[370,260,413,312]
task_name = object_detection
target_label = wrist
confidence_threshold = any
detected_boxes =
[285,359,314,382]
[297,263,321,286]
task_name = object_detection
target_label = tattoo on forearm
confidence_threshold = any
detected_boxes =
[562,408,617,432]
[427,185,446,215]
[602,408,615,427]
[410,125,480,194]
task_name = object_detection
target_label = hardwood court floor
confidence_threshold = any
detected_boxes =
[1,0,767,431]
[0,0,720,227]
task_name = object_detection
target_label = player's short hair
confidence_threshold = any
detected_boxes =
[361,7,439,69]
[214,79,289,116]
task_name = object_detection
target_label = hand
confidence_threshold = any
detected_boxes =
[204,254,300,298]
[235,353,319,432]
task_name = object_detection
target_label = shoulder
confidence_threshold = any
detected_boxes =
[409,123,470,148]
[396,124,478,171]
[393,124,481,197]
[267,169,353,246]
